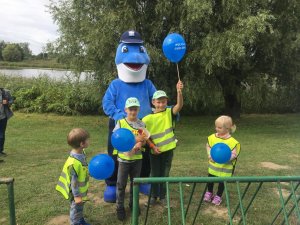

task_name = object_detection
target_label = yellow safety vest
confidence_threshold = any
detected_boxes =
[142,108,176,153]
[56,156,89,200]
[113,119,143,161]
[207,134,241,177]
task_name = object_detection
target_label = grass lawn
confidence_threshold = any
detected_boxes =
[0,113,299,225]
[0,59,69,70]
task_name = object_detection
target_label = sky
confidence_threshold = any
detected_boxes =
[0,0,59,55]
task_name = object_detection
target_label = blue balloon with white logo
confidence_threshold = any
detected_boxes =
[210,143,232,164]
[111,128,136,152]
[89,154,115,180]
[162,33,187,63]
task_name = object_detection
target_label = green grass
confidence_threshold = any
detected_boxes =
[0,113,299,225]
[0,59,69,69]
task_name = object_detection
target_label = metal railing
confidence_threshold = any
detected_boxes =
[0,177,16,225]
[132,176,300,225]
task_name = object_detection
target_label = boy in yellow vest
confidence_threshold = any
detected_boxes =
[56,128,91,225]
[113,97,151,221]
[142,80,183,206]
[204,115,241,205]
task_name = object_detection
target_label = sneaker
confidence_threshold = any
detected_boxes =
[0,152,7,157]
[212,195,222,206]
[116,206,126,221]
[78,218,91,225]
[144,197,157,207]
[203,191,214,202]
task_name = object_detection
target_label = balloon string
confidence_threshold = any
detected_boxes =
[176,63,181,81]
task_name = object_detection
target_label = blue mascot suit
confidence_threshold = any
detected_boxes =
[102,30,156,202]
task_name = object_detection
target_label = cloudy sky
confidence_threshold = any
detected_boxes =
[0,0,58,54]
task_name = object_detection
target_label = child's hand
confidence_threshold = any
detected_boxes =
[134,142,143,152]
[176,80,183,92]
[153,146,161,155]
[74,196,83,204]
[208,155,215,163]
[124,150,135,157]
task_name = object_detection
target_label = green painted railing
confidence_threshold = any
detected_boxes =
[0,177,16,225]
[132,176,300,225]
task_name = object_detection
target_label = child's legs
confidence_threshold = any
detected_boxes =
[159,150,174,199]
[129,160,142,206]
[140,146,151,177]
[207,173,215,193]
[150,154,162,198]
[116,162,130,208]
[70,200,84,225]
[216,182,225,197]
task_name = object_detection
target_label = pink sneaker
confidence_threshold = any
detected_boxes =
[204,191,214,202]
[212,195,222,205]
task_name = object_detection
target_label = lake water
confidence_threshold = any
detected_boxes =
[0,68,89,80]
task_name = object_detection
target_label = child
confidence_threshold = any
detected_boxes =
[56,128,91,225]
[204,115,241,205]
[142,80,183,206]
[113,97,151,221]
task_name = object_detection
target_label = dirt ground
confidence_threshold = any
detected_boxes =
[260,162,291,170]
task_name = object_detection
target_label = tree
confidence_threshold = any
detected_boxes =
[18,42,32,59]
[0,40,6,61]
[2,44,23,62]
[183,0,300,117]
[48,0,300,117]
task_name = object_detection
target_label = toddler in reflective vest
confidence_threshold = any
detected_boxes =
[204,115,241,206]
[56,128,91,225]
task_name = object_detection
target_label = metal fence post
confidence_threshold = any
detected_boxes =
[132,183,140,225]
[0,177,16,225]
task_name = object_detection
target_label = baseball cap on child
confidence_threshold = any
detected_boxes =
[152,90,168,100]
[125,97,140,108]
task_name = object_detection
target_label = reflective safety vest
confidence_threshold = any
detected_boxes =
[142,108,176,153]
[56,156,89,200]
[207,134,241,177]
[113,119,143,161]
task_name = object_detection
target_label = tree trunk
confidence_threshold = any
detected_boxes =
[216,71,241,119]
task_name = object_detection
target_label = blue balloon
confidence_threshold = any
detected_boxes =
[89,154,115,180]
[111,128,136,152]
[162,33,187,63]
[210,143,232,164]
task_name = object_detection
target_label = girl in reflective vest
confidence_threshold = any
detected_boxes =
[56,128,91,225]
[204,116,241,206]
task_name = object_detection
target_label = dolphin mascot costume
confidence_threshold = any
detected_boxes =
[102,30,156,202]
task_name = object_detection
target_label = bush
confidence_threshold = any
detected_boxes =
[0,74,102,115]
[2,44,23,62]
[0,73,299,115]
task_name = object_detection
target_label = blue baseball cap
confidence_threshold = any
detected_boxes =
[120,30,143,44]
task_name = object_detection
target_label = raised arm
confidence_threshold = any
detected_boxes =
[172,80,183,115]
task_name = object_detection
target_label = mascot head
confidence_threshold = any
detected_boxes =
[115,30,150,83]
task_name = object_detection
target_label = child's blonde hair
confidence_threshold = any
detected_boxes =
[215,115,236,134]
